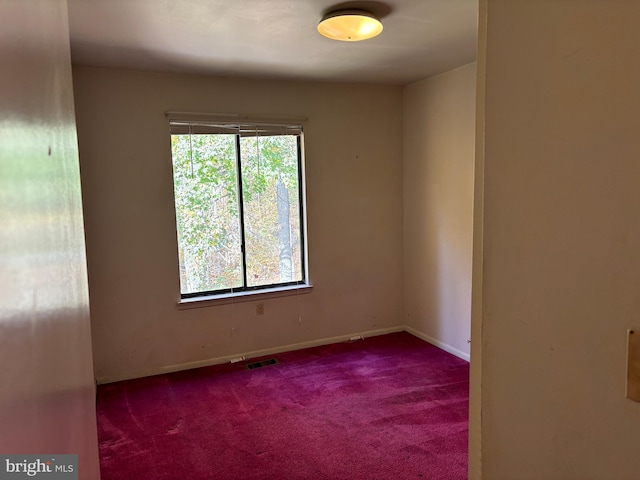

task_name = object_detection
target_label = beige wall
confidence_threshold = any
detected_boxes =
[0,1,100,477]
[476,0,640,478]
[73,67,404,383]
[469,2,487,476]
[402,63,476,360]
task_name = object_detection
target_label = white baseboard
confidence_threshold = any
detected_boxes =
[97,325,404,384]
[404,326,470,362]
[96,325,469,384]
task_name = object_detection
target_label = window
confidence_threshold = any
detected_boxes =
[169,119,307,299]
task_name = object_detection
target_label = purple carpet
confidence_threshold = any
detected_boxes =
[97,332,469,479]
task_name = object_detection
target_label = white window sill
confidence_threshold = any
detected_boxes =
[176,284,313,310]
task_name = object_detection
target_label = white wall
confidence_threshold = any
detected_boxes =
[402,63,476,360]
[0,1,101,477]
[73,67,404,383]
[474,0,640,478]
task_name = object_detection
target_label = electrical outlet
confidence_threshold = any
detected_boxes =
[256,302,264,316]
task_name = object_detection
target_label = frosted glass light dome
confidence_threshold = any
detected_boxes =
[317,10,383,42]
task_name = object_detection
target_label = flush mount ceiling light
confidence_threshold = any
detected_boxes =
[317,9,383,42]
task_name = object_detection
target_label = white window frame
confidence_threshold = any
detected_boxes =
[166,112,311,306]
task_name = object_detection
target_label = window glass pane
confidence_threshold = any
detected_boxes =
[240,135,303,287]
[171,133,242,294]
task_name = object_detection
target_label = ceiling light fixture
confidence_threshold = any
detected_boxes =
[317,9,383,42]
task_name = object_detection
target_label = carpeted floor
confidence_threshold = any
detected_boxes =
[97,332,469,479]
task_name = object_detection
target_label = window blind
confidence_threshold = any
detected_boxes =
[169,121,303,137]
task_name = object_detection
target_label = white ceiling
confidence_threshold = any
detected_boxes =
[67,0,478,86]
